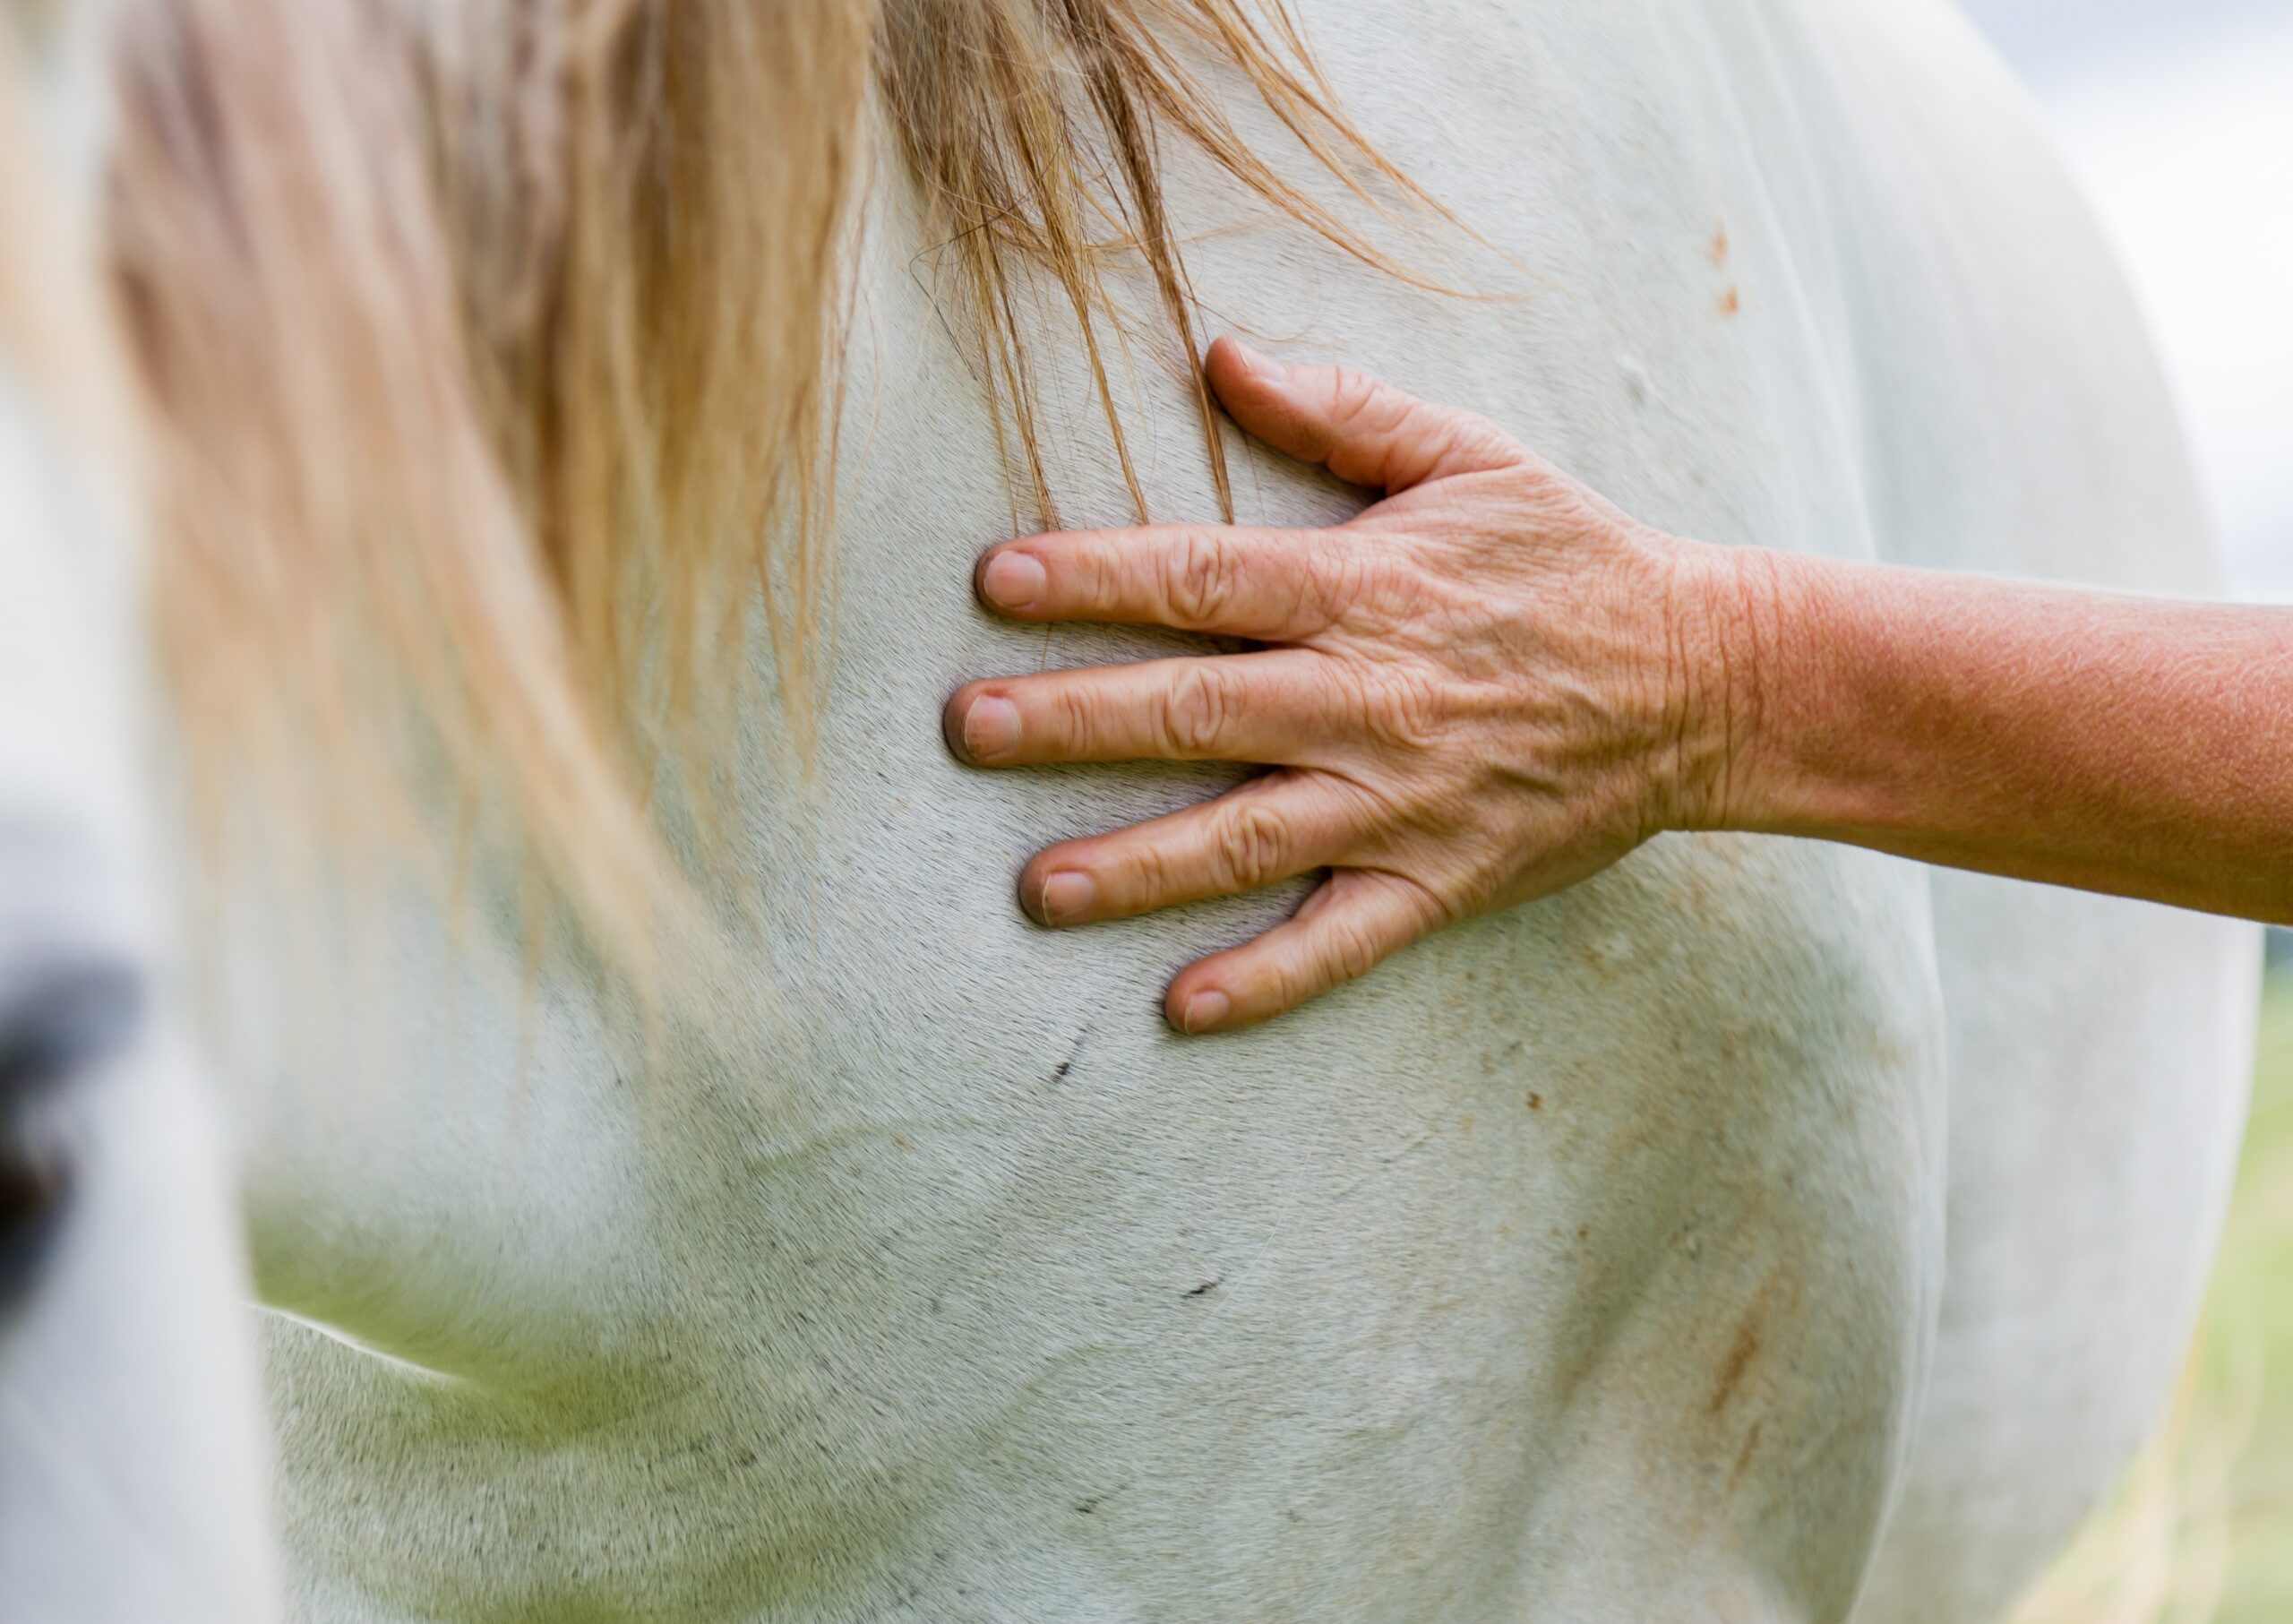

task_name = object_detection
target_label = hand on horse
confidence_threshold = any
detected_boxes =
[945,337,1744,1034]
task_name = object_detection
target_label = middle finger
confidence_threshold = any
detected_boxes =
[945,650,1333,769]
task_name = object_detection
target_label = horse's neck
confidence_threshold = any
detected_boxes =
[219,0,1980,1397]
[232,0,1913,1340]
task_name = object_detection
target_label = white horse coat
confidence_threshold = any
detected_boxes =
[218,2,2254,1620]
[0,7,276,1620]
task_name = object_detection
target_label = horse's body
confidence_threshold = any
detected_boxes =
[0,8,275,1620]
[220,2,2254,1620]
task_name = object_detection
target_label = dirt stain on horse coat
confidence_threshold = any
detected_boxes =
[1709,1269,1792,1417]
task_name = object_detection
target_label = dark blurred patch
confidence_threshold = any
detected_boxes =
[0,962,143,1315]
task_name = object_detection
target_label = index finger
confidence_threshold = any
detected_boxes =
[975,523,1345,643]
[1200,336,1524,494]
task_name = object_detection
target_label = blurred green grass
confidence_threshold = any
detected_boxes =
[2012,966,2293,1624]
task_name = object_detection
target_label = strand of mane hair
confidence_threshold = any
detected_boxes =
[106,0,1447,995]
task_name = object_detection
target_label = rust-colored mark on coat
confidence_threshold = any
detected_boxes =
[1727,1420,1765,1495]
[1710,225,1730,265]
[1710,1317,1761,1414]
[1719,287,1741,317]
[1709,1275,1781,1415]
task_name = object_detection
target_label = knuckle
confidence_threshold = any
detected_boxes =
[1509,454,1564,494]
[1327,365,1391,434]
[1051,680,1103,751]
[1158,661,1237,755]
[1507,462,1582,523]
[1451,410,1518,464]
[1126,837,1179,899]
[1358,666,1447,752]
[1167,529,1243,625]
[1423,420,1479,473]
[1263,951,1315,1013]
[1322,913,1386,985]
[1216,798,1292,890]
[1082,540,1129,609]
[1306,536,1381,623]
[1402,873,1461,932]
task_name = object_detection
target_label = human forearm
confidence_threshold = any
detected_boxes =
[949,342,2289,1033]
[1692,546,2293,921]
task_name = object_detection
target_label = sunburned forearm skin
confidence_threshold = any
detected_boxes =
[1698,550,2293,923]
[946,337,2288,1031]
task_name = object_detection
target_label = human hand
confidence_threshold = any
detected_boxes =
[944,337,1745,1033]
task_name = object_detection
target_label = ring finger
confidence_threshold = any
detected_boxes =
[1018,772,1359,925]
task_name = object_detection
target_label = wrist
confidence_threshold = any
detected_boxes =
[1653,537,1809,836]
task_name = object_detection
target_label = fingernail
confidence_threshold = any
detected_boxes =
[1180,989,1232,1034]
[961,695,1020,760]
[980,550,1047,611]
[1230,340,1284,383]
[1035,870,1095,925]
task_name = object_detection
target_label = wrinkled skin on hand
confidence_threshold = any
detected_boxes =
[946,337,1739,1033]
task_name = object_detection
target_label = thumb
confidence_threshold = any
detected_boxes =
[1203,335,1522,494]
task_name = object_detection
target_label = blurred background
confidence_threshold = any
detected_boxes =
[1958,0,2289,603]
[1954,3,2291,1619]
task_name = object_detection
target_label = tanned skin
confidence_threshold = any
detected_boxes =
[945,337,2291,1033]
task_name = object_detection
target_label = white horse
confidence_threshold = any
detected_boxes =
[95,0,2256,1620]
[0,5,275,1620]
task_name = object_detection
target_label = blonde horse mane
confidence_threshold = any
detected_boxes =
[105,0,1430,970]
